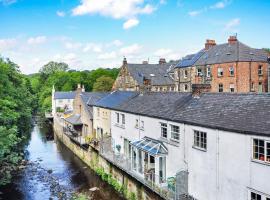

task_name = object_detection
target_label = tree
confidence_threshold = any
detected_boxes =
[93,76,115,92]
[263,48,270,54]
[39,61,69,80]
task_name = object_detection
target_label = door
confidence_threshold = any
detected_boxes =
[159,157,166,183]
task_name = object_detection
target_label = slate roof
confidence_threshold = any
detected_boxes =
[176,50,205,68]
[80,92,109,119]
[54,91,76,100]
[64,114,82,125]
[126,62,176,86]
[99,91,270,136]
[195,41,269,65]
[94,91,139,108]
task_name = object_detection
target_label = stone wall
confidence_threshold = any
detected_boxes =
[53,118,162,200]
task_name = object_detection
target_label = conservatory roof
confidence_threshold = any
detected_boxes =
[131,137,168,156]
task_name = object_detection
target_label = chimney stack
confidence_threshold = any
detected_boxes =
[228,35,238,45]
[142,61,148,64]
[159,58,166,65]
[76,83,82,93]
[205,39,216,50]
[192,84,211,98]
[123,57,127,65]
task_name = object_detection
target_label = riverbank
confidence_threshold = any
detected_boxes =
[0,121,124,200]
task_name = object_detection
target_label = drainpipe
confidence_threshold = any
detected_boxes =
[249,59,252,92]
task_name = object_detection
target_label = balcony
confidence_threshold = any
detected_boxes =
[99,137,195,200]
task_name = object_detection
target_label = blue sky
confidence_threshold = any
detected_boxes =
[0,0,270,74]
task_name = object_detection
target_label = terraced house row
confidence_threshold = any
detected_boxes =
[52,85,270,200]
[113,36,270,93]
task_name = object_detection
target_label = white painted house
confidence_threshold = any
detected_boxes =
[51,85,77,115]
[94,92,270,200]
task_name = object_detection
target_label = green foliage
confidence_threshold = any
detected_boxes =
[263,48,270,54]
[0,57,35,185]
[71,193,89,200]
[28,62,119,112]
[93,76,115,92]
[94,167,137,200]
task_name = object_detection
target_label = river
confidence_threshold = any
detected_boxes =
[0,120,124,200]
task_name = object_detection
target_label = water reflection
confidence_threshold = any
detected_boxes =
[0,121,124,200]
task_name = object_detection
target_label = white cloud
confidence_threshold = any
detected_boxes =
[0,0,16,5]
[225,18,240,31]
[111,40,123,47]
[27,36,47,45]
[188,10,202,17]
[72,0,156,29]
[98,51,117,60]
[0,38,17,51]
[56,11,66,17]
[154,48,180,60]
[210,0,230,9]
[120,44,142,55]
[53,53,81,67]
[83,43,103,53]
[64,42,82,50]
[123,18,139,29]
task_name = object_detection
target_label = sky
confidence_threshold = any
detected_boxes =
[0,0,270,74]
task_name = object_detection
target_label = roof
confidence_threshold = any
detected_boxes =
[94,91,139,108]
[100,91,270,136]
[131,136,168,156]
[195,41,269,65]
[126,62,176,86]
[64,114,82,125]
[176,50,205,68]
[80,92,109,119]
[54,91,76,100]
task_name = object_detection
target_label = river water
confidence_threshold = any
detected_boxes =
[0,120,124,200]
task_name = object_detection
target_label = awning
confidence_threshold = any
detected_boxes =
[131,136,168,156]
[64,114,82,125]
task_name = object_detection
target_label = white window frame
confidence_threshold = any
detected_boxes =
[249,189,270,200]
[252,138,270,164]
[229,66,234,76]
[140,120,144,130]
[121,114,125,125]
[218,67,223,77]
[206,66,211,78]
[161,123,168,139]
[230,84,235,92]
[193,130,207,150]
[197,68,202,76]
[170,125,180,142]
[116,112,120,124]
[135,119,139,128]
[184,70,188,78]
[258,65,263,76]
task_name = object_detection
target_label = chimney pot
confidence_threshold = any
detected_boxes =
[159,58,166,64]
[205,39,216,50]
[228,35,238,45]
[123,57,127,65]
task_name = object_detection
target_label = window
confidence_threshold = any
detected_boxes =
[184,70,188,78]
[97,108,100,117]
[161,123,167,138]
[159,87,162,91]
[184,84,188,91]
[258,65,263,75]
[194,130,207,150]
[155,87,158,91]
[251,192,261,200]
[116,113,120,123]
[197,68,202,76]
[121,114,125,125]
[170,125,180,141]
[206,66,211,77]
[135,119,139,128]
[141,121,144,129]
[171,86,174,91]
[258,82,263,93]
[229,66,234,76]
[251,82,255,91]
[218,68,223,77]
[218,83,223,92]
[230,84,235,92]
[253,139,270,163]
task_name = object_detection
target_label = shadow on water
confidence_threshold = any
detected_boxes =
[0,117,124,200]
